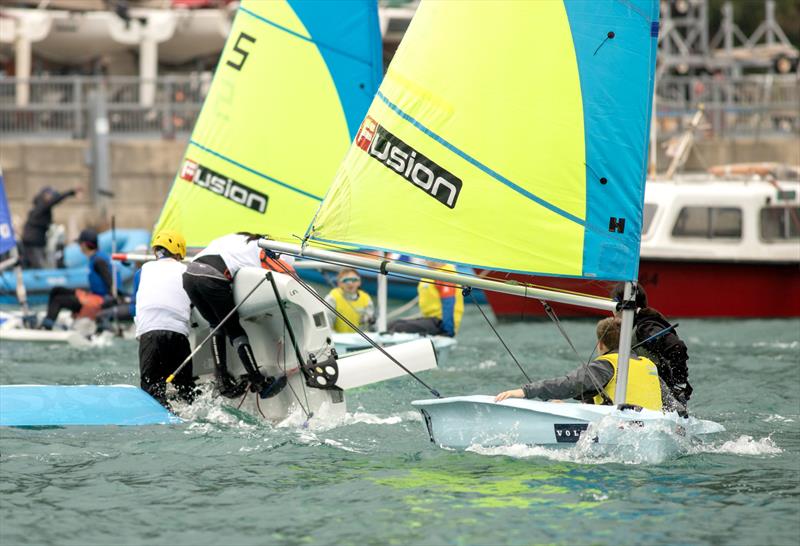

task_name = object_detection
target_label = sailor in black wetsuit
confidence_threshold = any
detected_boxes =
[611,283,693,406]
[21,186,82,268]
[182,233,293,399]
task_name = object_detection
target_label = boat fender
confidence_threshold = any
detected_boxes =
[617,403,644,412]
[302,349,339,389]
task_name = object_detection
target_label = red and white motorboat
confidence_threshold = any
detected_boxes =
[482,171,800,318]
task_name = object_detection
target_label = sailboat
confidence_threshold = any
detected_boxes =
[259,0,724,449]
[148,0,456,358]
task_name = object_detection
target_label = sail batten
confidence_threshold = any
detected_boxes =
[307,0,659,282]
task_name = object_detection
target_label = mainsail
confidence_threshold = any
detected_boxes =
[154,0,383,248]
[307,0,659,282]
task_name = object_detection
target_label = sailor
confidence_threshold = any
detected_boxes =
[182,232,293,398]
[495,317,685,414]
[21,186,82,268]
[387,260,464,337]
[134,230,196,407]
[324,268,375,333]
[610,283,693,406]
[40,229,119,330]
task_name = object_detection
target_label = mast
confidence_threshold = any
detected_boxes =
[376,254,388,332]
[259,240,617,313]
[613,281,636,405]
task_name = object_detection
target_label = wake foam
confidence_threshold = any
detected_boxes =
[697,435,782,456]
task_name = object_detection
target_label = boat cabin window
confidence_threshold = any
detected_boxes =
[672,206,742,239]
[760,207,800,241]
[642,204,657,235]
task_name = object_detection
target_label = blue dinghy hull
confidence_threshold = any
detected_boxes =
[0,385,180,426]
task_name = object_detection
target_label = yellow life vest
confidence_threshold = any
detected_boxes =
[418,264,464,334]
[328,287,373,333]
[592,353,663,410]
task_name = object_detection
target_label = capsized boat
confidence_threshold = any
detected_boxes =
[259,0,725,452]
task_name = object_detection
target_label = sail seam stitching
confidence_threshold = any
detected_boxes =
[374,90,585,227]
[188,140,323,201]
[239,6,372,66]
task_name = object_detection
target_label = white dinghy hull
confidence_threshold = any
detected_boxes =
[189,268,438,424]
[412,395,724,450]
[332,331,456,361]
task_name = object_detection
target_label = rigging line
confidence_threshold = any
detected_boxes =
[283,321,312,420]
[539,301,583,364]
[468,291,531,384]
[264,272,313,421]
[581,320,614,405]
[267,256,442,398]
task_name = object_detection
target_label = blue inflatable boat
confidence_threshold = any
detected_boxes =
[0,229,151,304]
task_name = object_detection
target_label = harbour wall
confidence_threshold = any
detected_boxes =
[1,137,798,238]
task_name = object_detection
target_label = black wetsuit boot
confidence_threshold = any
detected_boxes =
[235,340,287,399]
[211,334,247,398]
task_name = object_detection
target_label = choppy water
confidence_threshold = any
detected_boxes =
[1,314,798,546]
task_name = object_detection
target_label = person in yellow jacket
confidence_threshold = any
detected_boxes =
[495,316,685,414]
[388,261,464,337]
[324,269,375,333]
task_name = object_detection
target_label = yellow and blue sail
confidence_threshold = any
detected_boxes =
[307,0,659,281]
[153,0,383,248]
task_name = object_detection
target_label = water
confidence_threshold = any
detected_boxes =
[1,315,798,546]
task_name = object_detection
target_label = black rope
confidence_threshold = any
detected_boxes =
[283,322,312,416]
[540,301,583,363]
[264,271,313,421]
[266,254,442,398]
[468,290,532,384]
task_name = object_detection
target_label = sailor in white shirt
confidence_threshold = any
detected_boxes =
[182,232,295,399]
[135,230,196,407]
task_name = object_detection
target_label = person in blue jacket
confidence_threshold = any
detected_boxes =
[40,229,119,329]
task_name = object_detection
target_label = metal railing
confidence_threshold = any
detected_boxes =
[0,73,797,140]
[0,75,209,139]
[655,73,799,138]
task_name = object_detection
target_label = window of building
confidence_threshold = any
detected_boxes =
[760,207,800,241]
[672,206,742,239]
[642,204,657,235]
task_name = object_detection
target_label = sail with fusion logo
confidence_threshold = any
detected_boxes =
[154,0,383,247]
[306,0,659,281]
